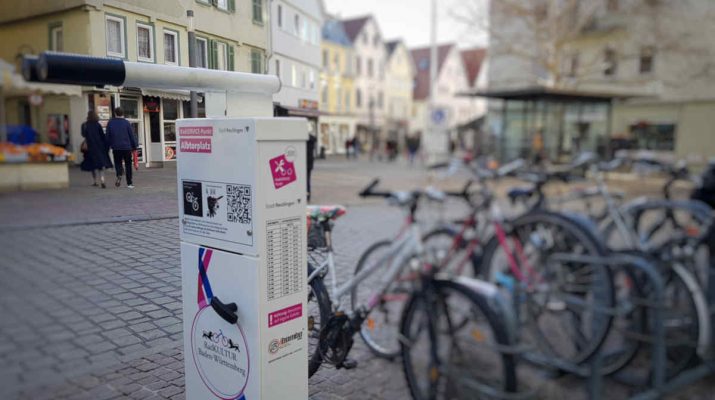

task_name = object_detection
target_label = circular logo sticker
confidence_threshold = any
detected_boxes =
[191,307,250,399]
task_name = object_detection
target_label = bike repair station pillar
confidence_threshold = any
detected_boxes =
[21,51,309,400]
[177,117,309,399]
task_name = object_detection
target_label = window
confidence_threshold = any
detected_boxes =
[217,0,228,10]
[309,69,315,90]
[163,100,179,142]
[640,46,655,74]
[356,56,361,76]
[251,49,263,74]
[163,30,178,65]
[367,59,373,78]
[321,86,328,104]
[323,49,328,68]
[275,59,280,78]
[356,89,362,107]
[294,14,300,36]
[277,4,282,28]
[196,37,208,68]
[568,53,579,77]
[362,33,368,45]
[253,0,263,24]
[291,64,297,86]
[373,34,379,47]
[418,58,428,70]
[345,91,350,111]
[337,88,342,110]
[137,23,154,62]
[216,42,227,70]
[377,91,383,108]
[603,47,617,76]
[49,24,63,52]
[333,53,339,70]
[105,15,126,58]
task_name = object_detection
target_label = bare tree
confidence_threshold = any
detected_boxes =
[451,0,715,91]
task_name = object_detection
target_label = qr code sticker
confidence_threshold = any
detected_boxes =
[226,184,252,224]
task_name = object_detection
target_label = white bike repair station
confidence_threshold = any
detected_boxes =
[23,52,310,399]
[175,80,309,398]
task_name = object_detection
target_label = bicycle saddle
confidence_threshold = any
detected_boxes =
[307,205,347,221]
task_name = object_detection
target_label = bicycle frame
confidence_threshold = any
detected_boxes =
[308,213,424,317]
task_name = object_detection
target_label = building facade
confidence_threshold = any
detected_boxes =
[0,0,269,165]
[410,43,478,157]
[317,17,356,155]
[384,40,415,154]
[269,0,324,135]
[341,15,387,154]
[484,0,715,164]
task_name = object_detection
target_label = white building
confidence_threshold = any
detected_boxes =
[269,0,324,133]
[410,44,481,157]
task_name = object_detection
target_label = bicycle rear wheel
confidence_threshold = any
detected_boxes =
[400,279,517,400]
[480,210,614,366]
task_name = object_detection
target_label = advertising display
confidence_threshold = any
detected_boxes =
[177,117,308,400]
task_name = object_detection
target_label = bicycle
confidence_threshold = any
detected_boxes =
[306,181,519,399]
[423,158,615,370]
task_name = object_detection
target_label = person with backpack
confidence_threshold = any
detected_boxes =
[106,107,138,188]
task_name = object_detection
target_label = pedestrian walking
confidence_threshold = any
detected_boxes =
[80,111,112,188]
[345,138,352,159]
[352,135,360,159]
[106,107,138,189]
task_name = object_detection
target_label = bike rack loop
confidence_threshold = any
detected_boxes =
[518,252,667,400]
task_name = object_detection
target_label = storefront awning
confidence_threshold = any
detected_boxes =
[275,104,321,118]
[141,88,200,102]
[1,67,82,97]
[459,86,646,102]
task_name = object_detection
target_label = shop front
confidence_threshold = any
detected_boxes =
[86,89,204,167]
[317,115,356,155]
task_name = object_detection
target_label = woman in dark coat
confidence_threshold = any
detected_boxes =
[80,111,113,188]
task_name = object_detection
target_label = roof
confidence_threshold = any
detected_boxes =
[460,86,643,102]
[460,48,487,88]
[341,16,371,43]
[410,44,454,101]
[385,40,400,57]
[322,18,352,46]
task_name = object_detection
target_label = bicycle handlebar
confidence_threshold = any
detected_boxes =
[358,178,391,198]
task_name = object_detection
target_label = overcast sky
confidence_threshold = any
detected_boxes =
[323,0,488,49]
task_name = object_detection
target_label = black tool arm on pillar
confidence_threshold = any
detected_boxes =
[210,296,238,325]
[23,52,126,87]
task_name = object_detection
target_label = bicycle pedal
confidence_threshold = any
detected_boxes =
[338,358,358,370]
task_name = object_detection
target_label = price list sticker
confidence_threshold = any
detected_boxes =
[266,217,303,301]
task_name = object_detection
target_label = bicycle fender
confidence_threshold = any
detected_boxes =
[451,276,517,343]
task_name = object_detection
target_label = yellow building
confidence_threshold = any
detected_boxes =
[0,0,269,165]
[384,40,414,153]
[317,17,356,155]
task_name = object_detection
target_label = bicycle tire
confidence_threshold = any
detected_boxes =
[479,210,614,366]
[350,239,404,360]
[400,278,517,399]
[308,264,332,378]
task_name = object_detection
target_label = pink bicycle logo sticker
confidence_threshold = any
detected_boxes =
[270,153,297,189]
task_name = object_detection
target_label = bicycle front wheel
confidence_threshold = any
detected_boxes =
[401,279,517,400]
[350,239,407,360]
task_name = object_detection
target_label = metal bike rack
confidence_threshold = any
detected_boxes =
[497,252,668,400]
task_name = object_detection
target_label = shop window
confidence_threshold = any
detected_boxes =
[164,30,178,65]
[630,122,675,151]
[120,98,139,119]
[106,15,126,58]
[137,23,154,62]
[163,100,179,142]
